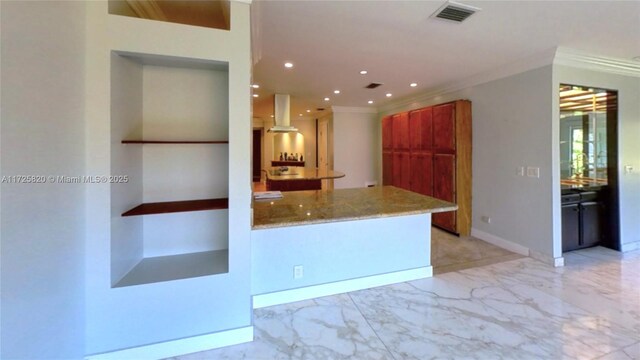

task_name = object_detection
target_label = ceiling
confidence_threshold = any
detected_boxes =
[250,0,640,121]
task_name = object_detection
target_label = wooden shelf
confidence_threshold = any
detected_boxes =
[122,198,228,217]
[113,250,229,287]
[122,140,228,144]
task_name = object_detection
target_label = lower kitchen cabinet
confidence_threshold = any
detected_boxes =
[580,201,602,248]
[562,191,602,252]
[561,203,580,252]
[432,154,456,231]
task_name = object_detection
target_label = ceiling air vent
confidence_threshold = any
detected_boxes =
[365,82,383,89]
[431,1,480,23]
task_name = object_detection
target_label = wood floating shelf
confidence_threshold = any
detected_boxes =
[122,140,229,144]
[122,198,228,217]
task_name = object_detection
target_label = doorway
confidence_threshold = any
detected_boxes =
[318,118,330,190]
[252,129,262,182]
[559,84,619,251]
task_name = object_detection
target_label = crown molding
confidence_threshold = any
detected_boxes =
[553,47,640,78]
[380,46,640,115]
[331,106,378,114]
[379,47,557,114]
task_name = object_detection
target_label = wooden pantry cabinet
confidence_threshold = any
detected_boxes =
[382,100,471,235]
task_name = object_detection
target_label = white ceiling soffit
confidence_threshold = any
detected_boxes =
[250,1,640,119]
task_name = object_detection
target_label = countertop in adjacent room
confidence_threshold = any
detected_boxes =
[252,186,457,229]
[264,167,345,181]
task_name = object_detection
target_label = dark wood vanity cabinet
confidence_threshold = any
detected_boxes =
[561,191,602,252]
[382,100,471,235]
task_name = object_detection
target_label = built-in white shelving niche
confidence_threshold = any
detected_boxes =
[108,0,231,31]
[110,51,230,287]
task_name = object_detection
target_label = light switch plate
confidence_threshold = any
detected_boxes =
[516,167,525,176]
[526,166,540,178]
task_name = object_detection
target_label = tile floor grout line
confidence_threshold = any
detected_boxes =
[592,340,640,360]
[522,276,640,336]
[347,291,399,360]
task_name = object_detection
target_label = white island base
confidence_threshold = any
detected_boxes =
[251,213,433,308]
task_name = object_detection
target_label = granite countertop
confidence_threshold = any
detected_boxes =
[252,186,457,229]
[265,167,346,181]
[560,177,608,193]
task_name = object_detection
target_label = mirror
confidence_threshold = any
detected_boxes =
[559,84,617,187]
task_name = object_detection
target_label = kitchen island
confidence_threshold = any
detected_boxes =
[250,186,456,308]
[264,167,345,191]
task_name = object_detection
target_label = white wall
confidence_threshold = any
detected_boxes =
[1,1,86,358]
[380,66,556,260]
[332,107,379,189]
[260,117,317,170]
[85,2,253,354]
[554,65,640,252]
[293,118,317,167]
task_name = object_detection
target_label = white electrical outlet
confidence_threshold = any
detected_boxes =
[293,265,304,279]
[481,216,491,224]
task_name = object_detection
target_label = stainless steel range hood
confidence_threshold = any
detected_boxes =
[268,94,299,133]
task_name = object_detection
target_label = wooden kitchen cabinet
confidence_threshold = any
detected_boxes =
[410,153,433,196]
[433,103,456,151]
[392,151,411,190]
[432,154,456,230]
[382,100,471,235]
[382,115,393,151]
[392,113,410,151]
[409,108,433,151]
[383,151,393,186]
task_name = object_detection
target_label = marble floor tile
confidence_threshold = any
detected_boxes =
[431,228,524,273]
[172,246,638,360]
[170,294,393,360]
[596,341,640,359]
[462,249,640,335]
[350,266,638,359]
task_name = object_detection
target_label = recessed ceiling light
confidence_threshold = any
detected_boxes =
[334,90,340,94]
[299,113,303,116]
[359,70,368,75]
[251,84,259,88]
[368,100,374,104]
[252,94,259,97]
[386,93,392,97]
[270,115,274,118]
[284,62,294,68]
[410,83,417,87]
[306,109,311,113]
[324,97,330,101]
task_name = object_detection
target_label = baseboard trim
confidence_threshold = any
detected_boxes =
[621,240,640,253]
[530,249,565,267]
[252,266,433,309]
[85,326,254,360]
[470,228,530,256]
